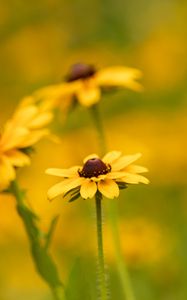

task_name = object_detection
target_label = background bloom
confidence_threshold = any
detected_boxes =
[34,63,143,109]
[0,99,53,191]
[46,150,149,201]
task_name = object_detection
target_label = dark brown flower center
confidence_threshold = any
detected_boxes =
[66,63,96,82]
[78,158,111,178]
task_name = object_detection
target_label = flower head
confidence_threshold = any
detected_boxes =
[46,151,149,201]
[0,98,53,191]
[34,63,143,109]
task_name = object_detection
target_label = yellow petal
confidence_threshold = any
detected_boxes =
[34,85,61,98]
[96,66,143,91]
[107,171,129,179]
[122,80,143,92]
[98,179,119,199]
[28,112,53,129]
[91,174,107,182]
[77,80,101,107]
[39,98,58,111]
[1,125,29,151]
[112,153,142,171]
[6,150,30,167]
[34,82,80,112]
[102,151,122,164]
[120,173,149,184]
[47,134,63,144]
[83,154,99,163]
[0,157,16,191]
[18,129,49,148]
[19,96,35,108]
[47,177,84,200]
[125,164,148,174]
[35,82,79,100]
[13,105,38,126]
[80,179,97,199]
[46,166,80,177]
[34,84,64,100]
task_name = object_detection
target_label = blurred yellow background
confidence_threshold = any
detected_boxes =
[0,0,187,299]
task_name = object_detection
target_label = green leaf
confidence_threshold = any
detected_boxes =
[31,244,63,288]
[17,203,63,289]
[45,215,59,250]
[17,204,40,242]
[63,186,80,199]
[21,146,35,155]
[117,182,128,190]
[11,180,64,293]
[65,258,95,300]
[69,193,80,202]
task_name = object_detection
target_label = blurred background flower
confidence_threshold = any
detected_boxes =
[0,0,187,299]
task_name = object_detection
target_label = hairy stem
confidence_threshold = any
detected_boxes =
[95,193,108,300]
[90,104,136,300]
[90,105,107,156]
[107,201,136,300]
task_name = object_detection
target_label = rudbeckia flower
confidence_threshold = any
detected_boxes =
[0,99,53,191]
[34,63,143,109]
[1,99,53,151]
[46,151,149,201]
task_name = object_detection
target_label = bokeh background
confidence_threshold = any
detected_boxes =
[0,0,187,299]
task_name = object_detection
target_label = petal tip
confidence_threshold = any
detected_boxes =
[45,169,51,175]
[144,178,150,184]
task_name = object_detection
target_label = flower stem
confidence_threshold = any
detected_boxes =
[107,201,136,300]
[10,180,65,300]
[90,104,136,300]
[90,105,107,156]
[52,286,66,300]
[95,192,108,300]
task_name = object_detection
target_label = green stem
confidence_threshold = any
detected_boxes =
[11,180,24,205]
[52,286,66,300]
[108,201,135,300]
[90,105,107,156]
[10,180,65,300]
[90,104,136,300]
[95,193,108,300]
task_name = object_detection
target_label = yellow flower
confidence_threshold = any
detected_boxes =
[1,97,53,149]
[34,63,143,109]
[0,99,53,191]
[46,151,149,201]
